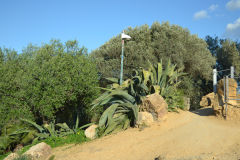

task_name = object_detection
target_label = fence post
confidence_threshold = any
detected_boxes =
[225,76,229,120]
[231,66,234,78]
[213,69,217,94]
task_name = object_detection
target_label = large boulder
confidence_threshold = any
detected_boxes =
[23,142,52,160]
[84,124,98,140]
[200,92,215,107]
[139,93,168,120]
[137,112,154,126]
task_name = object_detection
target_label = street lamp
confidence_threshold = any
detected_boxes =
[120,31,131,85]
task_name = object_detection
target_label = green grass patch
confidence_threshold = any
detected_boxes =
[0,130,88,160]
[0,153,10,160]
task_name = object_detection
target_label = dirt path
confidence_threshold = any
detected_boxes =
[53,108,240,160]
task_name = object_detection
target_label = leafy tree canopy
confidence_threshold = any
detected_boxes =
[205,35,240,77]
[91,22,216,82]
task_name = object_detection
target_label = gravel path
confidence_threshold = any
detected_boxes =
[53,108,240,160]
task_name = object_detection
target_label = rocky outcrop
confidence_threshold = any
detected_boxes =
[84,124,98,140]
[204,78,240,120]
[200,92,215,107]
[217,78,240,106]
[23,142,52,160]
[139,93,168,120]
[137,112,154,126]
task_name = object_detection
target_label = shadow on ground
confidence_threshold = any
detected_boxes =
[191,107,215,116]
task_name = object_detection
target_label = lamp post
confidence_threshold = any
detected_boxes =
[120,31,131,85]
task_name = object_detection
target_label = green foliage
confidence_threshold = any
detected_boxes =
[92,60,185,136]
[0,40,100,131]
[0,129,87,160]
[138,60,186,111]
[91,22,215,109]
[41,131,87,148]
[0,120,36,155]
[206,35,240,76]
[0,118,82,155]
[19,118,79,142]
[217,40,240,76]
[0,153,10,160]
[92,88,138,136]
[48,155,55,160]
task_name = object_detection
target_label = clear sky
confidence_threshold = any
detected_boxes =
[0,0,239,53]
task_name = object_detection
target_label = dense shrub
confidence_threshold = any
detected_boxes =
[91,22,216,108]
[0,40,100,131]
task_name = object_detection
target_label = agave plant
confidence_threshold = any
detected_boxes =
[92,59,186,136]
[91,72,150,136]
[91,87,139,136]
[149,59,186,110]
[0,121,33,154]
[19,118,76,142]
[145,59,186,110]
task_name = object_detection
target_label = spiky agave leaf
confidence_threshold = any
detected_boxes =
[43,123,57,137]
[92,89,136,110]
[147,60,157,85]
[142,69,152,86]
[157,61,163,85]
[97,102,138,136]
[105,77,119,84]
[8,128,29,136]
[98,104,119,127]
[20,118,45,133]
[55,123,72,132]
[79,123,95,130]
[35,133,50,139]
[102,114,129,136]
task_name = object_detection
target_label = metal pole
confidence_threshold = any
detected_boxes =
[120,39,124,85]
[225,76,229,119]
[231,66,234,78]
[224,77,226,103]
[213,69,217,94]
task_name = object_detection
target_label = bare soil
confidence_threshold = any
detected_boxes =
[53,108,240,160]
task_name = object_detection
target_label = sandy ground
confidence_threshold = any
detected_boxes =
[53,108,240,160]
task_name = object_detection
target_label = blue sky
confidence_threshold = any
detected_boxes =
[0,0,240,53]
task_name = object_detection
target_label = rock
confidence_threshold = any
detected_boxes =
[225,105,240,120]
[137,112,154,126]
[139,93,168,120]
[23,142,51,160]
[84,124,98,140]
[200,92,215,107]
[13,144,23,153]
[212,93,224,118]
[3,153,19,160]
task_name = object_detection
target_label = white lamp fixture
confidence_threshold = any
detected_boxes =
[121,32,131,40]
